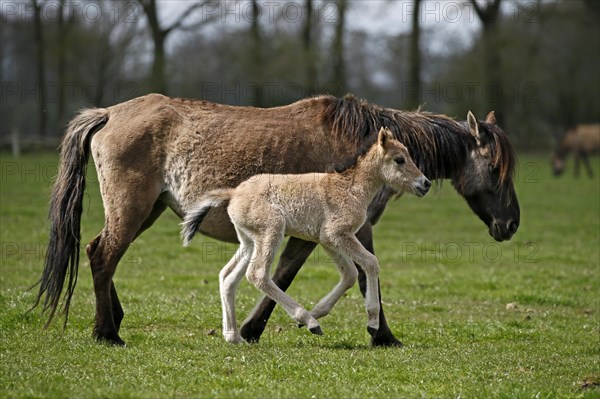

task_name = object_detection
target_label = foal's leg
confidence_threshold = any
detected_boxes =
[323,233,381,338]
[240,238,317,342]
[308,248,357,320]
[219,241,253,343]
[354,224,402,347]
[245,230,321,334]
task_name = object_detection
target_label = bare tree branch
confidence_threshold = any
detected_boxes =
[165,2,205,34]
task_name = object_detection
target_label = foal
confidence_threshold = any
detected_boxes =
[182,128,431,343]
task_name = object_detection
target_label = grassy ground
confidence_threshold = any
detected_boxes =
[1,152,598,398]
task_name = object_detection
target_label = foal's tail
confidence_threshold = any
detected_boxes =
[181,189,234,246]
[32,108,109,327]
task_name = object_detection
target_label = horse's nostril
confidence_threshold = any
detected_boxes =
[424,179,432,189]
[508,221,518,234]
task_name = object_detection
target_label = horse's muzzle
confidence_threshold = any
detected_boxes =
[489,219,519,241]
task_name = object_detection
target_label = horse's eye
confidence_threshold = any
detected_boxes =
[488,164,498,174]
[395,157,405,166]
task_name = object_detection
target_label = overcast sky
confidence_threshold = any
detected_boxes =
[156,0,493,52]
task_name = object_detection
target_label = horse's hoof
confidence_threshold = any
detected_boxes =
[96,335,126,347]
[367,326,379,339]
[309,325,324,335]
[371,333,404,348]
[240,322,263,343]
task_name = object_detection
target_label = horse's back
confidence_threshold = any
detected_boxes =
[575,124,600,151]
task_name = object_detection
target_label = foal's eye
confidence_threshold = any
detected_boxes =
[488,164,499,174]
[394,156,405,166]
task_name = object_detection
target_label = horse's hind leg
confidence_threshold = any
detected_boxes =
[88,204,159,345]
[86,200,166,336]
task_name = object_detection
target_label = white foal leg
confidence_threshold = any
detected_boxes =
[308,247,358,320]
[219,241,253,343]
[325,234,381,337]
[246,230,323,335]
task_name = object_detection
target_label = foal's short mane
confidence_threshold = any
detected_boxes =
[319,94,516,186]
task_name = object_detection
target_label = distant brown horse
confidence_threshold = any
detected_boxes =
[552,124,600,177]
[34,93,519,347]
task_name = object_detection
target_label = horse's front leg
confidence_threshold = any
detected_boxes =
[240,237,317,342]
[580,151,594,177]
[355,223,404,347]
[574,153,581,177]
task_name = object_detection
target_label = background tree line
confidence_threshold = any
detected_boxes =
[1,0,599,151]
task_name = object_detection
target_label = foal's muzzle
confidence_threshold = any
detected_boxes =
[414,177,432,197]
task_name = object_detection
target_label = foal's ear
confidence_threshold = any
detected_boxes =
[467,111,481,145]
[377,127,388,147]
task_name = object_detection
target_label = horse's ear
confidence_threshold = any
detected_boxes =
[485,111,497,125]
[467,111,481,144]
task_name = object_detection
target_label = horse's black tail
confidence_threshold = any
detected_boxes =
[32,108,109,328]
[181,189,233,246]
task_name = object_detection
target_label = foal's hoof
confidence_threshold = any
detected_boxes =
[309,326,324,336]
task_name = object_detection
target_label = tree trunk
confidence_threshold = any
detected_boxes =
[56,0,68,132]
[250,0,263,106]
[32,0,47,137]
[470,0,505,126]
[332,0,347,96]
[142,0,168,94]
[408,0,422,109]
[303,0,317,96]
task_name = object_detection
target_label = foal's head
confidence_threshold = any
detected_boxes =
[376,127,431,197]
[453,111,520,242]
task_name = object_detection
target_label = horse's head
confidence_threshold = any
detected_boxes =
[377,127,431,197]
[550,128,573,177]
[453,111,520,242]
[551,155,565,176]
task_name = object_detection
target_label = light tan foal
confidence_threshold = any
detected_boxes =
[182,128,430,343]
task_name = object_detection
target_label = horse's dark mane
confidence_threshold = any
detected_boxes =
[332,144,372,173]
[484,121,518,188]
[319,94,516,186]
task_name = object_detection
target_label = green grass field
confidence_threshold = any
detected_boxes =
[1,152,599,398]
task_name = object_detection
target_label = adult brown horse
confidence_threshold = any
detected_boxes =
[552,124,600,177]
[34,94,520,347]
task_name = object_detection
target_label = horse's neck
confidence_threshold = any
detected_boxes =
[556,134,573,157]
[398,117,471,181]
